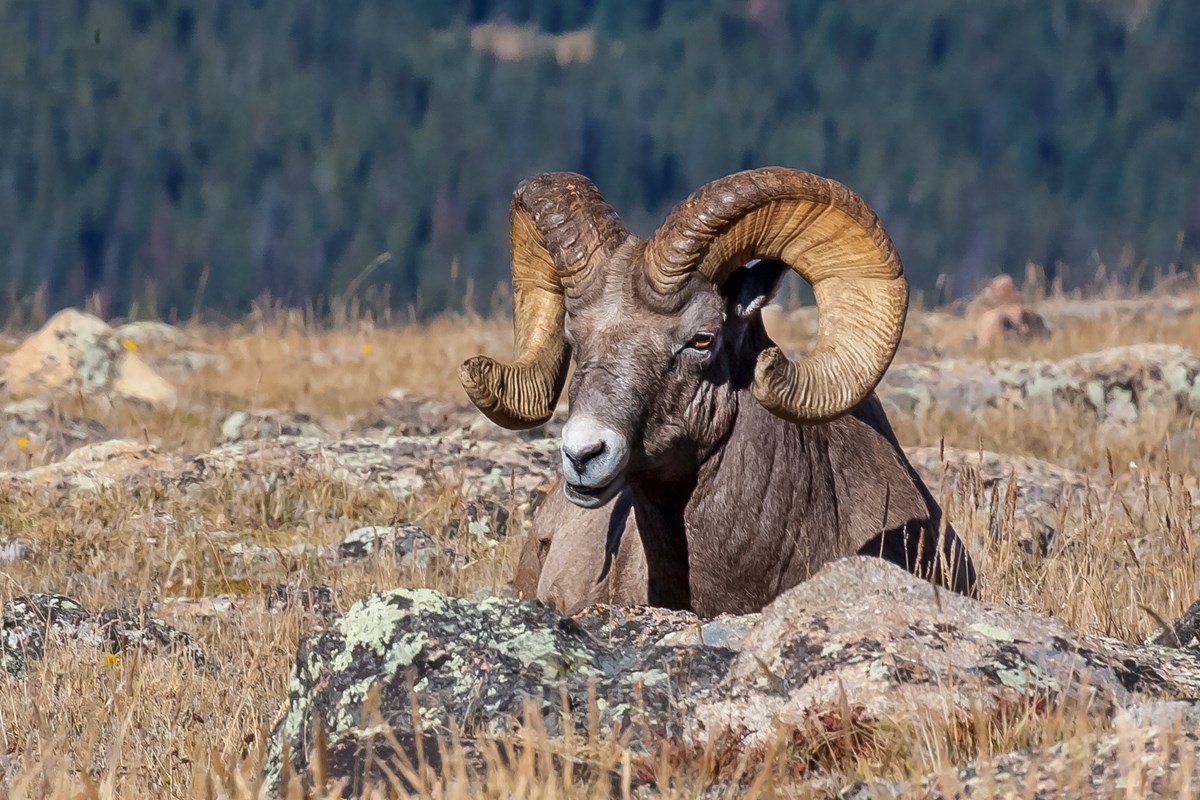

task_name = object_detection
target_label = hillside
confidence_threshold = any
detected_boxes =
[1,1,1197,319]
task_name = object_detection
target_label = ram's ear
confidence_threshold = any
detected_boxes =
[721,259,789,318]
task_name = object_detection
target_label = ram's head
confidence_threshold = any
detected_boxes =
[460,168,908,508]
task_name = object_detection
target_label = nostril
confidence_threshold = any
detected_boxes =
[564,439,605,471]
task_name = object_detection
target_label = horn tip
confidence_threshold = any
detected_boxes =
[459,355,553,430]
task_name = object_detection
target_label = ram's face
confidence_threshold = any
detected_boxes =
[558,261,767,508]
[459,168,910,510]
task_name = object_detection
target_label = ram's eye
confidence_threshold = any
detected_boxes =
[688,333,715,351]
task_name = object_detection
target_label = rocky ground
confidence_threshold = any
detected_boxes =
[1,283,1200,798]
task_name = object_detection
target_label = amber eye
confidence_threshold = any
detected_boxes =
[688,333,715,351]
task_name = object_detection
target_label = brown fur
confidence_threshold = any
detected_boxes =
[513,479,647,614]
[529,258,978,617]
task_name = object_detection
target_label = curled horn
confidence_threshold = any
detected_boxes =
[459,172,629,429]
[643,166,908,423]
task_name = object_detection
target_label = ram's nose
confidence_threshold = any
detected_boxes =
[560,415,628,506]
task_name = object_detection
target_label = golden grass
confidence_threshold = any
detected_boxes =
[2,286,1200,798]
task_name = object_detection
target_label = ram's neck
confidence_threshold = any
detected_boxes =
[628,478,694,610]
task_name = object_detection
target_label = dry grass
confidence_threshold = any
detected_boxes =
[2,284,1200,798]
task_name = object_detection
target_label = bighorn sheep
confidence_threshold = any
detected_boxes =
[464,167,978,616]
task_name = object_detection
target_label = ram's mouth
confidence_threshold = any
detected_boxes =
[563,478,626,509]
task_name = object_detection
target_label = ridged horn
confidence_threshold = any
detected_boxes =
[459,172,629,429]
[643,166,907,423]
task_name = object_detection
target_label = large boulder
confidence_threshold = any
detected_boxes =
[264,588,735,795]
[264,558,1200,796]
[4,309,177,406]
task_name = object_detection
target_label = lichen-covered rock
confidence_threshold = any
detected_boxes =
[442,497,511,542]
[334,524,464,569]
[0,435,559,505]
[217,408,329,443]
[264,589,733,795]
[3,309,177,406]
[690,559,1200,765]
[350,388,567,441]
[873,721,1200,798]
[264,559,1200,796]
[574,604,757,651]
[880,344,1200,419]
[1149,597,1200,650]
[0,398,116,466]
[94,607,206,666]
[266,583,339,623]
[4,310,121,396]
[3,593,204,677]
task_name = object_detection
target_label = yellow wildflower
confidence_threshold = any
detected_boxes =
[16,436,29,449]
[103,653,121,666]
[122,338,138,351]
[361,343,374,355]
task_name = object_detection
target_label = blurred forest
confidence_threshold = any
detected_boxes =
[1,0,1198,320]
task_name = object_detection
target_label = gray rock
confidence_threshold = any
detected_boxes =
[264,558,1200,796]
[334,524,465,569]
[228,541,319,571]
[113,320,191,349]
[264,588,733,795]
[442,498,511,542]
[155,349,228,376]
[1148,597,1200,650]
[266,583,339,623]
[1119,700,1200,730]
[3,593,204,677]
[880,344,1200,419]
[0,435,560,507]
[1033,295,1200,328]
[218,409,329,444]
[0,398,117,464]
[916,725,1200,798]
[351,388,567,442]
[573,605,758,651]
[0,536,36,564]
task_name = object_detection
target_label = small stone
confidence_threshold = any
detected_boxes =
[113,320,190,349]
[266,584,338,623]
[156,350,228,376]
[334,524,464,570]
[1149,597,1200,650]
[95,607,206,667]
[2,593,203,677]
[443,498,511,542]
[217,409,328,444]
[0,536,36,564]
